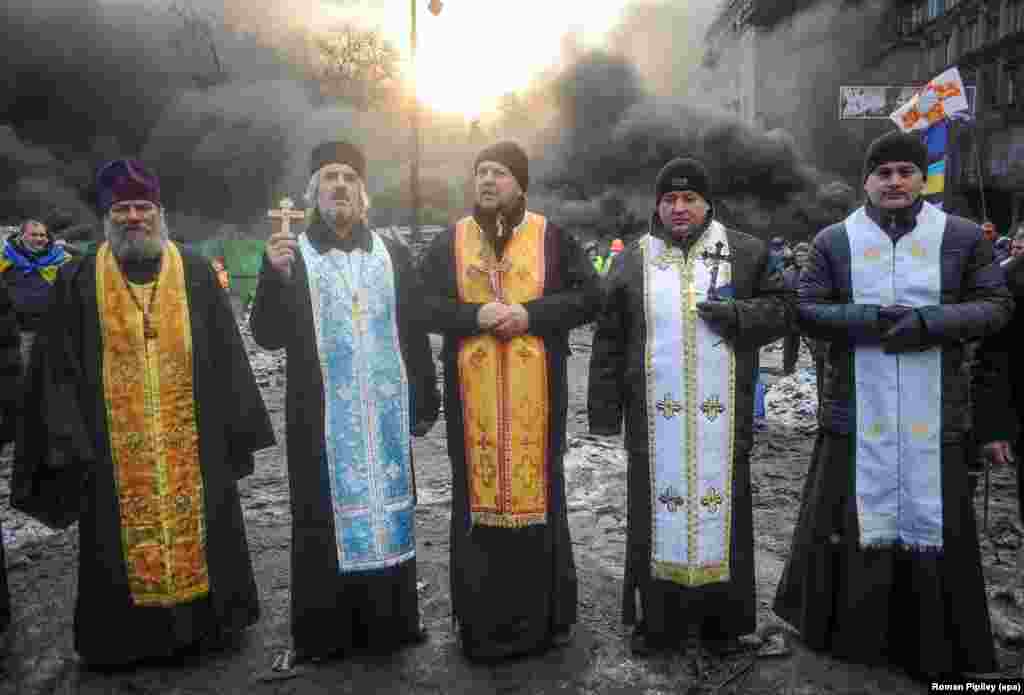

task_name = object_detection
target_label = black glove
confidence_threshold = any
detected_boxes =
[882,309,927,354]
[696,301,739,341]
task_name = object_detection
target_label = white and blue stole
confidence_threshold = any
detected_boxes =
[298,231,415,573]
[847,202,944,550]
[643,221,737,587]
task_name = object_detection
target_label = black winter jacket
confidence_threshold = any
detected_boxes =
[798,203,1013,441]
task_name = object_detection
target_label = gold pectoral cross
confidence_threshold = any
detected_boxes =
[468,255,512,302]
[686,277,699,313]
[351,290,367,333]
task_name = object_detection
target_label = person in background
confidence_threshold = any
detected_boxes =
[981,220,997,245]
[587,242,606,276]
[0,219,71,369]
[994,236,1011,264]
[780,242,810,375]
[606,238,625,271]
[1010,226,1024,260]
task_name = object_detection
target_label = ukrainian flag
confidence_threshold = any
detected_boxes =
[921,120,948,206]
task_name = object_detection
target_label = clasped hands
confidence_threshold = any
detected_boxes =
[877,304,927,354]
[477,302,529,340]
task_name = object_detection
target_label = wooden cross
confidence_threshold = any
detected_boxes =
[658,486,685,513]
[700,487,724,514]
[700,395,726,422]
[267,197,306,236]
[467,255,512,302]
[655,393,683,420]
[700,241,731,301]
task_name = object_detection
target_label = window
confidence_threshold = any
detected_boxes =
[928,0,945,20]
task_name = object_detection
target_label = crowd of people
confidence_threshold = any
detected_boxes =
[0,130,1021,685]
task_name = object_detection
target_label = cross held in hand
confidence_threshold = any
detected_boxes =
[700,241,731,301]
[467,256,512,303]
[268,197,306,236]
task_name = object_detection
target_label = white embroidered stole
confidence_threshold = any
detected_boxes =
[298,232,415,572]
[643,221,737,587]
[848,203,944,550]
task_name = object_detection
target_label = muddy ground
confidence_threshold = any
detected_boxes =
[2,321,1023,695]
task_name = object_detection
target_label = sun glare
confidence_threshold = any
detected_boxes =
[325,0,630,118]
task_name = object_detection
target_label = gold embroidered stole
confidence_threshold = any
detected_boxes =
[455,212,550,528]
[97,243,209,607]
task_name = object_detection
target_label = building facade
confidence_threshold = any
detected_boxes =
[705,0,1024,231]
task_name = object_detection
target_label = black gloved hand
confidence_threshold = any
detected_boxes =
[882,309,927,354]
[696,301,739,341]
[877,304,913,336]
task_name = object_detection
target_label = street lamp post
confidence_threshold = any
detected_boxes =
[410,0,421,247]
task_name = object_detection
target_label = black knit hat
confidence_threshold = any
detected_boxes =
[655,157,712,207]
[474,141,529,192]
[862,130,928,182]
[311,140,366,179]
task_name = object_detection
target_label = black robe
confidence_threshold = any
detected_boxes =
[0,276,21,634]
[249,223,439,659]
[12,245,274,667]
[587,223,792,645]
[419,211,600,660]
[12,245,275,667]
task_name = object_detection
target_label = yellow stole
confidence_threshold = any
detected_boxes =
[96,242,209,607]
[455,212,550,528]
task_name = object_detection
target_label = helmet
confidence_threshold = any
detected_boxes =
[610,238,624,252]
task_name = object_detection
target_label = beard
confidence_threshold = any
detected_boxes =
[105,216,167,262]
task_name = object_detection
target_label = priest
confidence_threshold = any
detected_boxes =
[773,131,1010,679]
[588,157,792,654]
[12,159,276,667]
[419,141,600,660]
[249,141,440,671]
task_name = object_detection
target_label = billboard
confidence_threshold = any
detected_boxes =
[839,84,976,120]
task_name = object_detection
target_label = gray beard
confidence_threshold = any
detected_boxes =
[319,203,339,226]
[105,218,167,262]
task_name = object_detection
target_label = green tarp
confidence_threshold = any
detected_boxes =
[221,239,266,307]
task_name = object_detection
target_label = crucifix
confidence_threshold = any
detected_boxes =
[267,197,306,238]
[699,241,732,301]
[467,255,513,302]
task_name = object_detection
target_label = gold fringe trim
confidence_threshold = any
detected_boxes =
[471,511,549,529]
[652,560,730,588]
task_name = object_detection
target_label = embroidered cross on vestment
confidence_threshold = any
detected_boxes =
[658,486,686,513]
[700,487,724,514]
[656,393,683,420]
[700,395,726,422]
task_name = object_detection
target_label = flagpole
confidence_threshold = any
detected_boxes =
[410,0,421,247]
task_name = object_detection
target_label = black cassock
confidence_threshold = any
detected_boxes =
[588,225,791,646]
[249,224,439,659]
[0,276,21,633]
[12,247,275,667]
[419,212,600,660]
